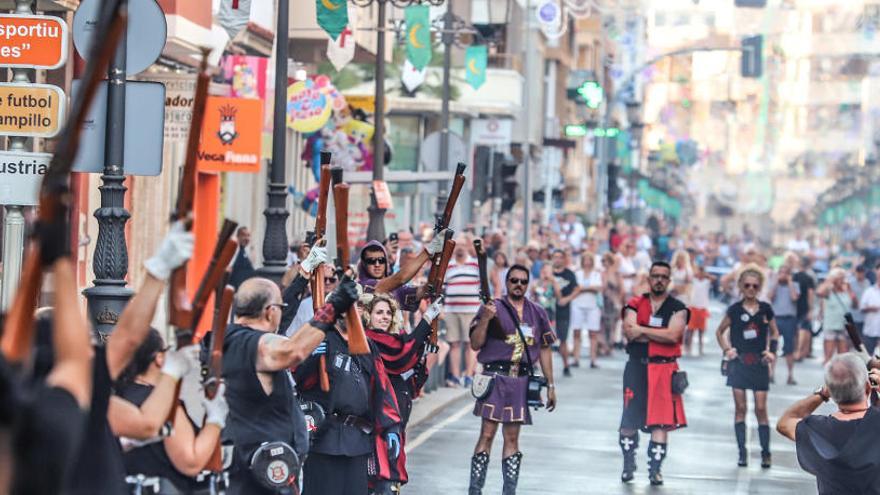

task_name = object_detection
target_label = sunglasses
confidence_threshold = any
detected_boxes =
[742,283,760,290]
[508,277,529,286]
[267,302,289,310]
[364,257,387,266]
[649,274,670,281]
[324,276,338,284]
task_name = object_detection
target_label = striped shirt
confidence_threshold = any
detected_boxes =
[443,258,482,314]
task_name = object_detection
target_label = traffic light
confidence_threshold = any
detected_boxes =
[741,35,763,78]
[735,0,767,7]
[607,163,622,206]
[566,70,604,109]
[499,159,519,213]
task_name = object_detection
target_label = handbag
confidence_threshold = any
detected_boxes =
[471,373,495,400]
[671,370,689,395]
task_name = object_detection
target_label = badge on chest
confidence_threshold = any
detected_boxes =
[649,315,663,328]
[521,324,534,339]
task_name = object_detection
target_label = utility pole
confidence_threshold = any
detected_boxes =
[256,0,291,282]
[366,1,388,242]
[83,0,133,334]
[438,4,454,184]
[521,0,533,246]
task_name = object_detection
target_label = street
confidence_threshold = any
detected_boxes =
[405,306,832,494]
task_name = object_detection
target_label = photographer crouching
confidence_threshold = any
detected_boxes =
[777,352,880,494]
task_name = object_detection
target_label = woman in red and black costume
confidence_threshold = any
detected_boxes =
[362,293,444,494]
[618,261,689,487]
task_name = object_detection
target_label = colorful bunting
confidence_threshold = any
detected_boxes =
[316,0,349,41]
[405,5,432,70]
[464,45,488,90]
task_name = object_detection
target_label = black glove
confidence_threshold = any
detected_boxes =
[327,276,359,316]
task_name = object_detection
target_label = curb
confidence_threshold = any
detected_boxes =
[407,388,470,431]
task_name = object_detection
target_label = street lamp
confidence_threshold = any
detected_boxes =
[350,0,445,242]
[256,0,290,282]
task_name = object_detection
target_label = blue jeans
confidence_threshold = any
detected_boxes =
[864,335,879,356]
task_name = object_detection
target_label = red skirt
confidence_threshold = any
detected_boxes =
[689,307,709,331]
[646,361,687,430]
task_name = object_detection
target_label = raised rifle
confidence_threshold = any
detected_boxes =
[844,312,880,403]
[474,239,491,304]
[425,163,467,299]
[203,280,234,475]
[332,167,369,355]
[427,231,456,347]
[1,0,127,363]
[312,152,332,391]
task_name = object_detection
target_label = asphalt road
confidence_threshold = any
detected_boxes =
[404,304,834,494]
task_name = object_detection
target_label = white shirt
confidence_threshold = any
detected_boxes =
[860,285,880,338]
[573,269,602,309]
[787,238,810,254]
[619,256,637,294]
[691,278,711,308]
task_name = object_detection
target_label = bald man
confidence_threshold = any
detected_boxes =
[223,276,359,494]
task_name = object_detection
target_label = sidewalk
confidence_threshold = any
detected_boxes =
[408,387,469,430]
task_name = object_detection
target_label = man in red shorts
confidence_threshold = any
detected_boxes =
[619,261,689,486]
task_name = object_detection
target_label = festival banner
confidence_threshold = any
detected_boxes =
[327,25,355,71]
[404,5,431,70]
[197,96,263,173]
[316,0,349,41]
[465,45,488,90]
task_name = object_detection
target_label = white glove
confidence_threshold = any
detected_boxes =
[424,296,444,324]
[301,245,331,274]
[202,383,229,429]
[161,344,200,380]
[145,222,194,281]
[425,229,448,257]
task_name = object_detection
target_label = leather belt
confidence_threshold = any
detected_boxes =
[484,361,529,377]
[329,413,373,434]
[643,356,677,364]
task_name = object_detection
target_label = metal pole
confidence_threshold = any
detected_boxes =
[83,0,133,334]
[256,0,291,282]
[439,7,454,181]
[521,0,532,246]
[366,0,388,242]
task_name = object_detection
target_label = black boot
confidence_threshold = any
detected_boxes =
[619,433,639,482]
[647,441,667,486]
[468,452,490,495]
[758,424,771,468]
[501,452,523,495]
[735,422,747,467]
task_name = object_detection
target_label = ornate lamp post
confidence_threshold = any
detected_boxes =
[349,0,444,242]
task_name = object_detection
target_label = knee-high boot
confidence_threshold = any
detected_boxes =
[501,452,523,495]
[647,441,668,486]
[619,433,639,482]
[468,452,490,495]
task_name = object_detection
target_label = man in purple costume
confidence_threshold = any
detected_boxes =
[467,264,558,495]
[357,230,447,311]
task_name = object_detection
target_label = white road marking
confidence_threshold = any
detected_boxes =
[406,402,473,453]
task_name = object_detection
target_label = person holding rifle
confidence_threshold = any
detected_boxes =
[777,353,880,494]
[468,264,557,495]
[114,329,229,494]
[222,274,359,494]
[716,265,780,469]
[362,293,445,494]
[618,261,688,487]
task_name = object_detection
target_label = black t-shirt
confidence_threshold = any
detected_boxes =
[117,382,199,492]
[624,294,688,359]
[726,301,774,356]
[794,271,816,319]
[554,268,578,318]
[66,346,127,495]
[223,325,299,474]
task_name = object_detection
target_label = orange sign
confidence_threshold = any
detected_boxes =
[0,83,65,137]
[373,180,393,210]
[197,96,263,173]
[0,15,68,69]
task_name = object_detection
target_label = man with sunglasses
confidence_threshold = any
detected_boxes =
[468,265,557,495]
[223,275,359,494]
[357,231,447,312]
[619,261,689,486]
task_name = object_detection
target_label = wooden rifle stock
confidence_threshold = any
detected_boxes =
[189,220,238,344]
[1,1,127,363]
[429,236,456,345]
[312,155,333,391]
[205,283,234,473]
[168,49,212,333]
[474,239,491,304]
[333,179,369,355]
[437,163,467,230]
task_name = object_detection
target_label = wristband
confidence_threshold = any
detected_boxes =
[769,340,779,354]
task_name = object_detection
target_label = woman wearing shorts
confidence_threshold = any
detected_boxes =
[817,268,858,364]
[686,264,714,356]
[715,265,779,468]
[571,253,604,368]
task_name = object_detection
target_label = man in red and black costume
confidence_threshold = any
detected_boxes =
[619,261,689,486]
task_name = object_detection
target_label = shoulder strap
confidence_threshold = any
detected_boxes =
[498,299,536,376]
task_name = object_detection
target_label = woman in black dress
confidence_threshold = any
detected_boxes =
[715,264,779,469]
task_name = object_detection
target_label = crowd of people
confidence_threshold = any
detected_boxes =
[9,202,880,494]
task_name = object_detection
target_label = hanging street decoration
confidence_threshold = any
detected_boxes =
[316,0,349,41]
[401,59,427,92]
[327,25,355,71]
[405,5,432,70]
[465,45,488,90]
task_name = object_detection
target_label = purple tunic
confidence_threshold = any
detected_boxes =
[357,240,420,312]
[470,297,557,424]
